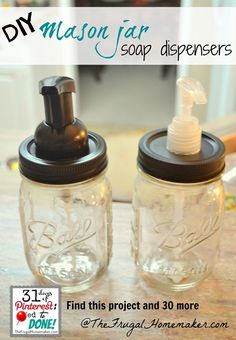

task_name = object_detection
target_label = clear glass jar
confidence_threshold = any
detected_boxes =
[19,171,112,293]
[132,169,224,292]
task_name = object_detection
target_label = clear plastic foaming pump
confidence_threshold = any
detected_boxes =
[167,77,207,155]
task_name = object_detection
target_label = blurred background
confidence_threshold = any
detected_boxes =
[0,0,236,202]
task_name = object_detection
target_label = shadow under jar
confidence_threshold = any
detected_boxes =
[132,129,225,293]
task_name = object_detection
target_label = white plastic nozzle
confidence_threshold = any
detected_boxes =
[167,77,207,155]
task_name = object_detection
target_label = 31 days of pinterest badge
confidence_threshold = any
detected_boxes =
[10,286,60,336]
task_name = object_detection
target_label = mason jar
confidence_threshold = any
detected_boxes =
[19,171,112,293]
[18,129,112,293]
[19,76,113,293]
[132,129,225,292]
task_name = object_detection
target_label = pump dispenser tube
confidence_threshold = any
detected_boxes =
[167,77,207,155]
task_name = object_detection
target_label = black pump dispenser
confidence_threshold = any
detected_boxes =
[19,76,107,185]
[40,76,75,128]
[35,76,89,160]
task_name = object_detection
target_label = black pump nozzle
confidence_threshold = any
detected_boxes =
[39,76,75,129]
[40,76,75,96]
[35,76,89,160]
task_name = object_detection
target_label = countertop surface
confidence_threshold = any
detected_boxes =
[0,168,236,339]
